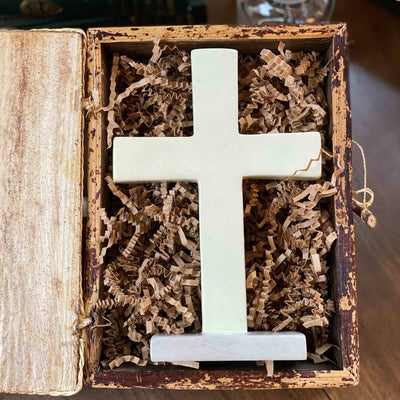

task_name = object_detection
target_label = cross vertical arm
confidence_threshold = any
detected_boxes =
[191,48,248,333]
[191,48,238,141]
[198,175,247,333]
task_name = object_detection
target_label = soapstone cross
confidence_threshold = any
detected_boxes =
[113,49,321,362]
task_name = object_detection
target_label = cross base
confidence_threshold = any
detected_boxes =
[150,332,307,362]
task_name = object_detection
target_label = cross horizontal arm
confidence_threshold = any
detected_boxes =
[113,131,321,184]
[113,136,199,183]
[236,131,322,180]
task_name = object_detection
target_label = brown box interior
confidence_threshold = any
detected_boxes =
[84,25,357,389]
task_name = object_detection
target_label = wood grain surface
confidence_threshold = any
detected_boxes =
[1,0,398,398]
[0,30,85,395]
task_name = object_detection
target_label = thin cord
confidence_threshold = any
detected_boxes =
[352,140,374,209]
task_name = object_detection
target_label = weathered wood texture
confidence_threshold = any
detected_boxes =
[0,30,85,395]
[85,23,356,389]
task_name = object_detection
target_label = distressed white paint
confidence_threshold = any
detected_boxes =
[113,48,320,361]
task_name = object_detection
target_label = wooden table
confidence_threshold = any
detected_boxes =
[4,0,399,399]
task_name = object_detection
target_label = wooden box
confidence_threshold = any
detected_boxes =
[0,24,357,395]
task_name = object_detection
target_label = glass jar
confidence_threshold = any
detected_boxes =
[240,0,335,25]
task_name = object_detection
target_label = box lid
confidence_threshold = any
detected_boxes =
[0,29,85,395]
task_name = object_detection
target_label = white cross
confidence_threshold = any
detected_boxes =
[113,49,321,361]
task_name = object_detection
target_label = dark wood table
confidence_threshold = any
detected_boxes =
[4,0,399,399]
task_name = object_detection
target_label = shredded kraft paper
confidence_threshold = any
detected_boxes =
[98,35,338,369]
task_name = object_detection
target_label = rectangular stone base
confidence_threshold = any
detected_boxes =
[150,332,307,362]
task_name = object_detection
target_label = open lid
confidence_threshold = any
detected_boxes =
[0,29,85,395]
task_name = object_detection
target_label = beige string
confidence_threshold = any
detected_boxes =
[47,299,91,396]
[352,140,374,209]
[91,315,113,329]
[286,141,375,226]
[351,140,376,227]
[54,300,111,396]
[285,147,332,181]
[265,360,274,377]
